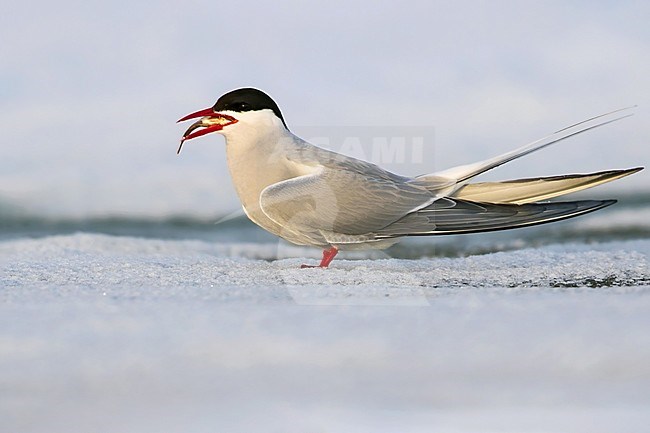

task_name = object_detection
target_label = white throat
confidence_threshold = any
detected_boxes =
[219,109,313,229]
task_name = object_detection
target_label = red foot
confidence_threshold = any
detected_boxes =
[300,246,339,269]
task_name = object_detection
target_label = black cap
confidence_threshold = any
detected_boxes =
[213,88,287,129]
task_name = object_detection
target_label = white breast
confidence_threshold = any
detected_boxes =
[221,111,319,243]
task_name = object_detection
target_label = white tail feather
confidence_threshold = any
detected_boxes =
[419,107,635,194]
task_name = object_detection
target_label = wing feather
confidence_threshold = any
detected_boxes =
[259,168,434,237]
[376,198,615,237]
[452,168,642,204]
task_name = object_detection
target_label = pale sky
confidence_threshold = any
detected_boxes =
[1,0,648,217]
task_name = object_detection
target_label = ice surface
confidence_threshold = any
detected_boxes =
[1,234,649,433]
[2,234,648,300]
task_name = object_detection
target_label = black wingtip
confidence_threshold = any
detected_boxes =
[600,199,617,208]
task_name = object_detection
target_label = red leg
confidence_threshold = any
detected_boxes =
[300,246,339,269]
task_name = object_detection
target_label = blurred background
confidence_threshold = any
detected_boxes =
[1,0,648,227]
[2,4,649,432]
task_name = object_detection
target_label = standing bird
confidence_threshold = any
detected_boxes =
[177,88,642,268]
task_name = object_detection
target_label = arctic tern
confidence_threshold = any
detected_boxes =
[177,88,642,268]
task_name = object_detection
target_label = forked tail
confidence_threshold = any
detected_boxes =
[416,107,636,193]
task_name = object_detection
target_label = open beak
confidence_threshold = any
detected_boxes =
[176,108,238,154]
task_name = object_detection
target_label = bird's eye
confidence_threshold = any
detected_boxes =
[228,102,252,111]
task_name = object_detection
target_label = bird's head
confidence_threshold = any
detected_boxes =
[176,88,287,154]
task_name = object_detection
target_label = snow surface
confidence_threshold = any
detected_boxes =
[2,234,650,433]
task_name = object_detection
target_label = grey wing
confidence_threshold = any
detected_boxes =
[451,168,642,205]
[259,168,434,239]
[376,197,616,238]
